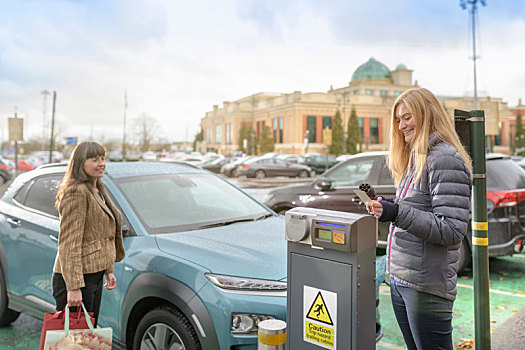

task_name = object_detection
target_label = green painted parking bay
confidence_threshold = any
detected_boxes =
[377,253,525,349]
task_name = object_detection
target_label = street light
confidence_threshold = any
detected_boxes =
[40,90,50,151]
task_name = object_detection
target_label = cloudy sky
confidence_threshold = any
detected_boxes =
[1,0,524,145]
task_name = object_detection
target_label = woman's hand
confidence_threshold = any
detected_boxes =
[104,272,117,290]
[366,200,383,218]
[67,289,82,307]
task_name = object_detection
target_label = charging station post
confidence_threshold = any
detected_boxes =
[454,109,490,349]
[285,208,377,349]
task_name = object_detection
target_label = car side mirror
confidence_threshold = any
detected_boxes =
[316,177,332,191]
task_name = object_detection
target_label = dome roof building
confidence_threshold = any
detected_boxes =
[200,57,515,156]
[351,58,392,81]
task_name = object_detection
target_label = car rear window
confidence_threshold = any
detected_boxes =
[486,159,525,190]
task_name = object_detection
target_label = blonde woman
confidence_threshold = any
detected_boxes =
[52,141,125,326]
[367,88,472,349]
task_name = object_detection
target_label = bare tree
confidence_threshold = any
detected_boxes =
[134,113,159,152]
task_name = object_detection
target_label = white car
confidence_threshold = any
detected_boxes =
[142,151,157,161]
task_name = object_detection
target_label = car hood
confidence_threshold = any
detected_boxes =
[155,216,287,281]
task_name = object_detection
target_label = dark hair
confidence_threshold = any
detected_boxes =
[55,141,106,209]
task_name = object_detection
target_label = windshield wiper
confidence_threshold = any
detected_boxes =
[197,213,274,229]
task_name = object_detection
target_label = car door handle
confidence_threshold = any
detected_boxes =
[49,235,58,243]
[6,217,21,227]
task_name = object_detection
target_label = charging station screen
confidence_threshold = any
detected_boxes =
[317,229,332,241]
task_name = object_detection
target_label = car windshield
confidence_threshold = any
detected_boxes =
[486,158,525,191]
[114,173,270,234]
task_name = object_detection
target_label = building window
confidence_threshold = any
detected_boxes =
[215,124,222,144]
[365,89,374,95]
[358,117,364,140]
[380,90,388,96]
[307,115,317,143]
[279,117,283,144]
[273,116,283,144]
[394,91,402,97]
[370,118,379,144]
[494,122,502,146]
[322,116,332,143]
[206,127,212,142]
[225,123,233,144]
[354,89,359,95]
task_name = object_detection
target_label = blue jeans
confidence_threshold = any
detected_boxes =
[390,283,454,350]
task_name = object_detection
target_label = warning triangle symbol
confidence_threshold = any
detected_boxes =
[306,291,334,325]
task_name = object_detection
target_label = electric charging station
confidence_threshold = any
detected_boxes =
[285,207,377,350]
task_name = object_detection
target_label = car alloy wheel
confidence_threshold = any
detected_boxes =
[134,305,201,350]
[255,170,266,179]
[298,170,309,178]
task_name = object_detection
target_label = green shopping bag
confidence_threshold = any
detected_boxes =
[43,303,112,350]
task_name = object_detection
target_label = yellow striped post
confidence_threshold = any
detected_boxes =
[258,319,286,350]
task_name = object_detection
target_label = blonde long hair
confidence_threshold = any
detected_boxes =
[387,88,473,186]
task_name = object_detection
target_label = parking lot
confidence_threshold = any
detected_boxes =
[1,174,524,349]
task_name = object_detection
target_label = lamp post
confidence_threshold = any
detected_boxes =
[251,94,256,155]
[40,90,50,151]
[122,92,128,161]
[461,0,488,151]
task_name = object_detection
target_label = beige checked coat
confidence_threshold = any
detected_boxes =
[53,183,125,291]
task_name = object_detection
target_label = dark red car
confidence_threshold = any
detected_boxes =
[263,152,525,272]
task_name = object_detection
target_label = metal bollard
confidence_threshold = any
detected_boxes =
[258,319,286,350]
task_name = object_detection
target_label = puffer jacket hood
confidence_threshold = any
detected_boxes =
[387,134,472,301]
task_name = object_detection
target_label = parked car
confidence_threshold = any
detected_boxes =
[220,156,256,177]
[4,159,34,173]
[141,151,157,161]
[124,151,140,161]
[303,154,339,175]
[199,157,236,174]
[107,151,123,162]
[263,151,525,272]
[0,159,13,183]
[236,156,312,179]
[276,154,304,164]
[0,161,385,347]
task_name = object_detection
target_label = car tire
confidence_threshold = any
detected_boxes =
[458,239,471,273]
[133,305,202,350]
[0,266,20,326]
[298,170,309,178]
[254,170,266,179]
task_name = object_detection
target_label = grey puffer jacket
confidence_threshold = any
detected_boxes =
[387,134,472,301]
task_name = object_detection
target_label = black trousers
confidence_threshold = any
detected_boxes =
[52,271,105,327]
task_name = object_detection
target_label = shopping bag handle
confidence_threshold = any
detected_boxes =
[64,303,95,335]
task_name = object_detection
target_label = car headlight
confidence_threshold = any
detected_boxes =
[205,273,286,291]
[231,313,275,334]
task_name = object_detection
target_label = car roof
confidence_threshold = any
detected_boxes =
[34,161,206,179]
[486,153,511,160]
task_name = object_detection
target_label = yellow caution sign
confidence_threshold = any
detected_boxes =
[306,291,334,325]
[303,286,337,349]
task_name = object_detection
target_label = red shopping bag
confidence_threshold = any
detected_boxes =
[39,307,95,350]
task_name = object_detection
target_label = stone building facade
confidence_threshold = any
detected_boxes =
[199,57,517,155]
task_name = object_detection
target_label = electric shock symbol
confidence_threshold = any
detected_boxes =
[306,291,334,325]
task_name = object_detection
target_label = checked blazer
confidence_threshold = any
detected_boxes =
[53,182,125,291]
